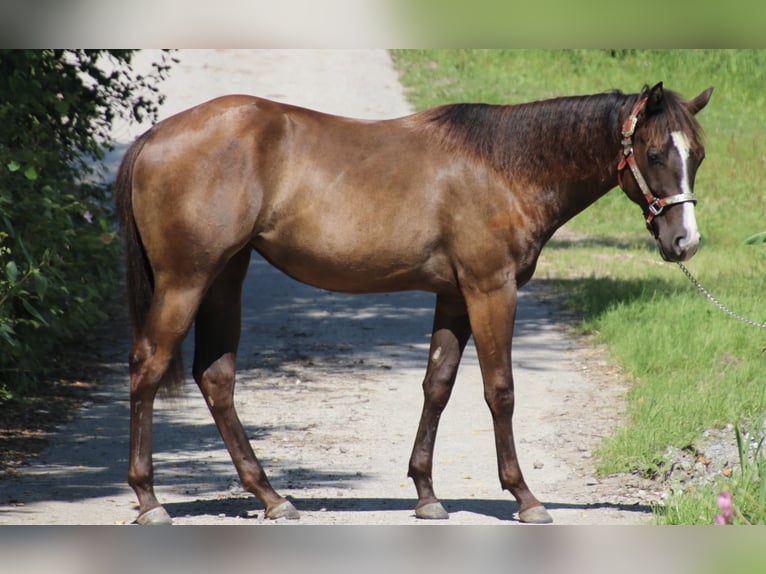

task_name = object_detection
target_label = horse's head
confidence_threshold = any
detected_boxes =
[618,82,713,262]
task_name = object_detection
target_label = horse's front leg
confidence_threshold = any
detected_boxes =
[464,281,553,524]
[408,295,472,519]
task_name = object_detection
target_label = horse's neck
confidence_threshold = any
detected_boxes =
[548,155,621,228]
[427,94,634,233]
[505,96,630,227]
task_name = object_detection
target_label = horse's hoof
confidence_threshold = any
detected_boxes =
[265,500,300,520]
[135,506,173,525]
[518,505,553,524]
[415,501,449,520]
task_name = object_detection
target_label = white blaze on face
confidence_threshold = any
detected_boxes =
[671,131,700,251]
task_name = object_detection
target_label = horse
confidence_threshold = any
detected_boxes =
[115,82,712,525]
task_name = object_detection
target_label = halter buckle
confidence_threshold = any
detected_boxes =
[647,197,664,217]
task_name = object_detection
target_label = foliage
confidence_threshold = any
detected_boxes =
[0,50,174,398]
[744,231,766,245]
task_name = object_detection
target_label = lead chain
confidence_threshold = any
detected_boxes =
[676,262,766,329]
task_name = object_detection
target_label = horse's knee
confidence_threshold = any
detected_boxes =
[195,353,237,411]
[422,376,452,410]
[483,377,515,414]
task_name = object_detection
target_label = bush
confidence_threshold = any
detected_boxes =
[0,50,174,398]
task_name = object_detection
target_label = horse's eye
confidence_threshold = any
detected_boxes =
[647,149,663,165]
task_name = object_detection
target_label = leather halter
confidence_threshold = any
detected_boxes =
[617,96,697,227]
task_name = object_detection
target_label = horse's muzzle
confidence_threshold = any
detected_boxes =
[659,231,700,262]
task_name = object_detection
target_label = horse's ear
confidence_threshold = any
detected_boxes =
[688,87,714,115]
[645,82,664,115]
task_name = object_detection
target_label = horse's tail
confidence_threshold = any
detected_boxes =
[114,129,185,396]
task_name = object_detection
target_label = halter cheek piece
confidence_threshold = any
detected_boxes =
[616,96,697,229]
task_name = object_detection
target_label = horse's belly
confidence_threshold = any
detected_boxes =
[252,232,453,295]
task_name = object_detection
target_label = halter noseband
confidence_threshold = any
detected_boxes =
[617,96,697,227]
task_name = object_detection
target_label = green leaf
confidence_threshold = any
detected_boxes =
[0,322,18,347]
[23,166,38,181]
[5,261,18,283]
[7,160,21,172]
[743,231,766,245]
[2,215,15,236]
[32,271,48,301]
[20,298,48,326]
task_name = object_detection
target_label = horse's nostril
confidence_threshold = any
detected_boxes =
[673,232,700,260]
[676,231,700,250]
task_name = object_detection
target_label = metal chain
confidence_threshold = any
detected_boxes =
[676,262,766,329]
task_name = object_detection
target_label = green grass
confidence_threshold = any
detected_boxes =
[391,50,766,523]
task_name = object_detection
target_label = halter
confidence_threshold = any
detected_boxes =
[617,96,697,227]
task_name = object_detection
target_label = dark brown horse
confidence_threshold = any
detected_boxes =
[115,82,712,525]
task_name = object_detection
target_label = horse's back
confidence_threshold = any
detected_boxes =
[130,95,471,295]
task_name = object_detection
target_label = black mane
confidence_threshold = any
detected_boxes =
[422,91,636,185]
[421,87,706,189]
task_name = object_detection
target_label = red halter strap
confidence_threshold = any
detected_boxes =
[617,96,697,226]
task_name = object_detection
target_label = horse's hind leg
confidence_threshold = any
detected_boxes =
[192,247,298,520]
[128,278,207,525]
[408,295,472,519]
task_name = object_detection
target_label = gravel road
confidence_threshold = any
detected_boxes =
[0,50,653,526]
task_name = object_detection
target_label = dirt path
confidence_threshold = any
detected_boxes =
[0,50,653,526]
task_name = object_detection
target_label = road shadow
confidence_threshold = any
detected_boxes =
[530,273,680,327]
[0,249,660,520]
[161,494,653,523]
[228,252,586,375]
[547,233,657,253]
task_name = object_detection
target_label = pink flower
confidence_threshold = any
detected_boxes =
[715,490,734,525]
[83,210,94,223]
[717,491,732,514]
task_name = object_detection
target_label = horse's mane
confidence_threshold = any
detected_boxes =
[418,88,704,185]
